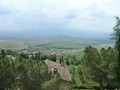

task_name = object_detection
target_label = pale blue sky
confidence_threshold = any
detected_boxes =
[0,0,120,33]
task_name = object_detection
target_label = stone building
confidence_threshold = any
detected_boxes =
[44,59,71,90]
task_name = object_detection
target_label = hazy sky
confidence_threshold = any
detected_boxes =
[0,0,120,33]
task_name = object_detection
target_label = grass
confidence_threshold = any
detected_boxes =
[67,51,84,56]
[0,40,27,50]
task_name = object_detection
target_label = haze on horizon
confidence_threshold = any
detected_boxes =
[0,0,120,37]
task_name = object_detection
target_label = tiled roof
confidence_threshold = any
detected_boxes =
[45,59,71,81]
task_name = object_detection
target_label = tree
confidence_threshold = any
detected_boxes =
[48,54,56,62]
[1,49,6,57]
[66,59,70,66]
[6,49,19,56]
[0,57,16,90]
[15,59,49,90]
[100,47,118,88]
[0,54,51,90]
[42,74,61,90]
[111,16,120,83]
[83,46,105,89]
[82,46,118,89]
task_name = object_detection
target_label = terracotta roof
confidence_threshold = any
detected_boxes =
[45,59,71,81]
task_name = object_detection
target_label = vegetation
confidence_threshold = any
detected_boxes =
[0,40,27,50]
[112,16,120,85]
[81,46,117,89]
[0,17,120,90]
[42,74,61,90]
[0,50,63,90]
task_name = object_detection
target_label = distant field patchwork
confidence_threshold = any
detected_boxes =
[0,37,113,51]
[0,40,27,50]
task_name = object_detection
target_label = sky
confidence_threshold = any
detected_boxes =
[0,0,120,36]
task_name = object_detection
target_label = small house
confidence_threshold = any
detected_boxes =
[44,59,71,90]
[6,55,16,60]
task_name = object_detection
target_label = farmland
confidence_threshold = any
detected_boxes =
[0,40,27,50]
[22,36,113,51]
[0,36,113,53]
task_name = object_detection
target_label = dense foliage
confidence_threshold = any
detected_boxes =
[112,16,120,84]
[81,46,117,89]
[0,50,64,90]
